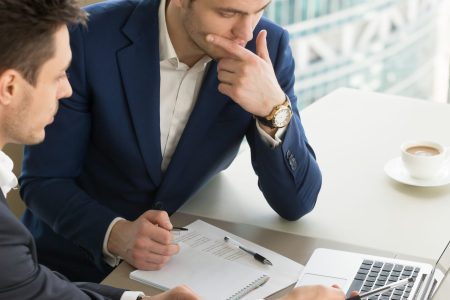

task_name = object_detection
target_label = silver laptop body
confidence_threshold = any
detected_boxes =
[296,240,450,299]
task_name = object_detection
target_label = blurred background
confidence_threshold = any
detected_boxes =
[264,0,450,108]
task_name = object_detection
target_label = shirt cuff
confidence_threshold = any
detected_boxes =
[103,217,126,267]
[255,120,287,148]
[120,291,145,300]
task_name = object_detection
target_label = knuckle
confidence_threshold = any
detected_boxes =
[231,89,241,100]
[236,77,246,88]
[131,250,143,262]
[218,83,227,94]
[173,286,188,293]
[159,255,171,264]
[217,60,224,70]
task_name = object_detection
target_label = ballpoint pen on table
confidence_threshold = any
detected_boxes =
[224,236,273,266]
[346,276,414,300]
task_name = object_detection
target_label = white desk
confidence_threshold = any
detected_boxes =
[179,88,450,261]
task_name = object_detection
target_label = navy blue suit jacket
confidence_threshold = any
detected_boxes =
[20,0,321,281]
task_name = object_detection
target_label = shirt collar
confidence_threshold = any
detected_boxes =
[0,150,18,197]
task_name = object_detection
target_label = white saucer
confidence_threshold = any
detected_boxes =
[384,157,450,187]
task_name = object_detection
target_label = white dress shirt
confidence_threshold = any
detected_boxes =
[102,0,286,266]
[0,150,18,197]
[158,2,212,172]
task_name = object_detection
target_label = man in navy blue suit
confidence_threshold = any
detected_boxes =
[20,0,322,282]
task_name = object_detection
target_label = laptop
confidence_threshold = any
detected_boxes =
[295,240,450,299]
[430,266,449,300]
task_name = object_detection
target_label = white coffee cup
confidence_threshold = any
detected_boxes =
[401,141,448,179]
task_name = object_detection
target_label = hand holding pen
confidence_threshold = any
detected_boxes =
[108,210,180,271]
[224,236,273,265]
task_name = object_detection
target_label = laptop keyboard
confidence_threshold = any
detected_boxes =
[346,260,420,300]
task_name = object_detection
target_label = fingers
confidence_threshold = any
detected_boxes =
[142,210,172,230]
[217,57,239,73]
[217,70,235,85]
[206,34,252,60]
[170,285,201,300]
[331,284,341,289]
[350,291,359,297]
[116,210,183,270]
[128,223,180,270]
[207,30,271,63]
[217,83,234,100]
[256,30,271,63]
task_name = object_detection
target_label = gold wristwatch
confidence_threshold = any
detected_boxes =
[256,95,292,128]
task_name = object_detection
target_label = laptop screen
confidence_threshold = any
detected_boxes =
[427,240,450,299]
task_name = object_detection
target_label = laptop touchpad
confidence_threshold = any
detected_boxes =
[297,273,347,288]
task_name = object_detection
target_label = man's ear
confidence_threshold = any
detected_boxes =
[0,70,20,106]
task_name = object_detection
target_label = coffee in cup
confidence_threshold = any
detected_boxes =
[405,145,440,157]
[401,141,447,179]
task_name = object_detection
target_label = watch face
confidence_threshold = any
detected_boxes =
[273,107,292,127]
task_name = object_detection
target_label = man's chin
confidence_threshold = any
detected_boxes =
[24,133,45,146]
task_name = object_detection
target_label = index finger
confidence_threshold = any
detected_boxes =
[149,224,175,245]
[206,34,252,60]
[143,210,173,230]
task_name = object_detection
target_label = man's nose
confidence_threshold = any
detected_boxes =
[232,15,254,45]
[58,77,73,100]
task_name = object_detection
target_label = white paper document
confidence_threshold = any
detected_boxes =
[130,220,304,299]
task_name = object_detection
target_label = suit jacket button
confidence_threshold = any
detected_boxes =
[286,150,292,159]
[289,156,297,171]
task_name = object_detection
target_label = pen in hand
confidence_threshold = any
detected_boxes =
[171,227,188,231]
[346,276,414,300]
[224,236,273,266]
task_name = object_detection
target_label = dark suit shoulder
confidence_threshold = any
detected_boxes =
[247,17,289,59]
[85,0,141,18]
[255,16,287,37]
[84,0,156,29]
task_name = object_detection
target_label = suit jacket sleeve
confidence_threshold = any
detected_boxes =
[246,28,322,221]
[0,195,125,300]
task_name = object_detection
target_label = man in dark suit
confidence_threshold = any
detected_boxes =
[0,0,198,299]
[20,0,323,282]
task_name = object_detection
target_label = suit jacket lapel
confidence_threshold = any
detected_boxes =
[117,0,162,187]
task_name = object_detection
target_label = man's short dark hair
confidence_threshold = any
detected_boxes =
[0,0,88,86]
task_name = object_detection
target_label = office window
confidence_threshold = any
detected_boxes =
[265,0,450,109]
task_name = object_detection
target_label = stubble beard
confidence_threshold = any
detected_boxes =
[4,92,44,146]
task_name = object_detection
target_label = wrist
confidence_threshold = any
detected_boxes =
[108,219,130,257]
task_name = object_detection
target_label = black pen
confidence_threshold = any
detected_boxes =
[346,277,414,300]
[224,236,273,266]
[171,227,188,231]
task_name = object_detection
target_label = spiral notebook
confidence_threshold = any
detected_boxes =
[130,244,269,300]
